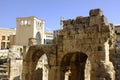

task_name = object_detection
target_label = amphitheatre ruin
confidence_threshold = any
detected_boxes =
[0,8,120,80]
[22,9,120,80]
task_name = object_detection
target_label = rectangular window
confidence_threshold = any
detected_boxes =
[8,36,10,40]
[7,42,10,49]
[2,36,5,40]
[45,39,53,44]
[1,42,5,49]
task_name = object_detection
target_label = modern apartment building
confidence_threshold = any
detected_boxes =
[44,32,53,44]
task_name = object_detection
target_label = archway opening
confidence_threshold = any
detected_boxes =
[32,68,43,80]
[36,32,41,45]
[61,52,89,80]
[31,53,49,80]
[36,54,49,80]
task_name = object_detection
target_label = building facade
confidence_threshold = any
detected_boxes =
[44,32,53,44]
[0,28,16,50]
[0,16,54,80]
[16,16,45,46]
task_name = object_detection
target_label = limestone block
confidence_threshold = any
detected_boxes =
[78,29,84,34]
[84,38,92,44]
[67,35,75,40]
[83,33,88,38]
[101,25,110,32]
[102,32,110,38]
[90,33,98,38]
[28,38,37,46]
[81,17,89,23]
[89,16,101,26]
[93,51,106,62]
[89,8,103,16]
[49,54,56,66]
[85,25,98,33]
[75,16,83,24]
[63,19,74,28]
[101,15,109,25]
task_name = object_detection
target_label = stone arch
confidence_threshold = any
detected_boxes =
[22,9,117,80]
[25,48,49,80]
[60,52,90,80]
[23,45,56,80]
[36,32,41,45]
[35,54,49,80]
[30,49,49,80]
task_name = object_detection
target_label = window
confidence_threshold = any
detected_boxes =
[40,23,43,27]
[1,42,5,49]
[7,42,10,49]
[24,20,27,25]
[2,36,5,40]
[28,20,31,25]
[8,36,10,40]
[46,36,53,38]
[45,39,53,44]
[21,20,24,25]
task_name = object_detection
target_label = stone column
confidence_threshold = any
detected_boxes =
[85,58,91,80]
[90,61,115,80]
[48,66,61,80]
[0,40,1,49]
[90,41,115,80]
[22,46,29,80]
[5,41,7,49]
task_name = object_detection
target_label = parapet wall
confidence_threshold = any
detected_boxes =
[63,9,108,30]
[55,8,116,80]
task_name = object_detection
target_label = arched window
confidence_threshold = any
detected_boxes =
[36,32,41,45]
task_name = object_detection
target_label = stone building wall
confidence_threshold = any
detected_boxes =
[22,45,57,80]
[110,26,120,80]
[0,50,9,80]
[55,8,116,80]
[16,16,45,46]
[0,28,16,49]
[23,9,119,80]
[8,45,23,80]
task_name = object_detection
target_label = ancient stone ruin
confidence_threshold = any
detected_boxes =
[22,9,120,80]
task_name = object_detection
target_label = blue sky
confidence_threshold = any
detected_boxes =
[0,0,120,31]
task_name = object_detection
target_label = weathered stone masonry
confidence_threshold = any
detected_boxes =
[23,9,118,80]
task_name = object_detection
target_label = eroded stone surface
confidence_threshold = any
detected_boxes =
[22,9,118,80]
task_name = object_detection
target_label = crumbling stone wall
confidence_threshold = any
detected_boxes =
[22,45,57,80]
[110,26,120,80]
[8,45,23,80]
[23,9,118,80]
[110,48,120,80]
[55,9,116,80]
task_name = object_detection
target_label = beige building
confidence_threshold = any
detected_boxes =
[0,16,53,80]
[16,16,45,46]
[8,45,23,80]
[7,16,53,80]
[44,32,53,44]
[0,28,16,49]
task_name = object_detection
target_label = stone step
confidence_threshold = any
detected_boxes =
[0,65,7,68]
[0,69,7,73]
[0,74,8,80]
